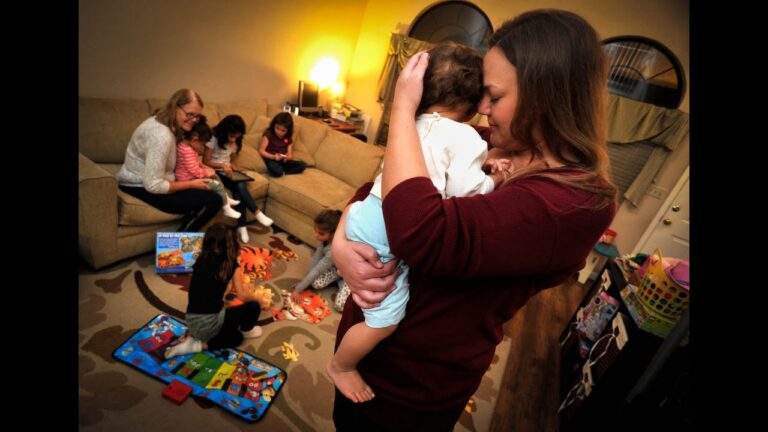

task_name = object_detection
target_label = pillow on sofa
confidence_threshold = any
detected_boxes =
[236,137,267,174]
[291,115,328,156]
[250,115,316,167]
[219,100,269,133]
[146,98,221,126]
[118,191,181,226]
[79,97,153,163]
[314,133,384,187]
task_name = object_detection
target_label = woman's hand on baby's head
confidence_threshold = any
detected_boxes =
[392,51,429,113]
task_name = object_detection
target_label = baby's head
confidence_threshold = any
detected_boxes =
[313,209,342,242]
[184,115,212,152]
[418,41,484,121]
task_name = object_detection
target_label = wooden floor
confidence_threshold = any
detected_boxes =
[490,276,589,432]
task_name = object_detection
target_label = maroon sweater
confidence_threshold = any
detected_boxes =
[336,172,615,426]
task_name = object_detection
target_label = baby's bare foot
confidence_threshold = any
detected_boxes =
[326,358,375,403]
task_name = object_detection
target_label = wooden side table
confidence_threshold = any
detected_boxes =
[310,117,359,134]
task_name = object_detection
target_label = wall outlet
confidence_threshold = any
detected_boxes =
[645,184,667,200]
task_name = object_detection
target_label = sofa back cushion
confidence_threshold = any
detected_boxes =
[79,97,152,163]
[314,132,384,187]
[236,136,268,174]
[291,115,328,156]
[217,100,269,134]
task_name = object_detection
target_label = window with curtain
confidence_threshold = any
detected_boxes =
[603,37,687,205]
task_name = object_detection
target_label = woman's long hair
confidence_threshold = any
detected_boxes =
[490,9,617,208]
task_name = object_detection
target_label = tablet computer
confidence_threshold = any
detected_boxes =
[216,170,254,182]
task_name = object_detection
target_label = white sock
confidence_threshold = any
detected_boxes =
[255,211,273,227]
[241,326,263,339]
[165,337,203,359]
[223,205,242,219]
[227,197,240,206]
[238,226,249,243]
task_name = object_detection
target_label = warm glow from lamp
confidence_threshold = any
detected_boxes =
[310,57,340,90]
[330,82,344,97]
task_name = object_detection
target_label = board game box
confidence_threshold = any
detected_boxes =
[156,232,205,273]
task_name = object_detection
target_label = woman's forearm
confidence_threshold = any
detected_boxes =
[381,52,431,199]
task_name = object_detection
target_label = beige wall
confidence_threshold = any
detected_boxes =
[79,0,689,253]
[79,0,366,104]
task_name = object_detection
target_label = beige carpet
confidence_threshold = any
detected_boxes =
[79,223,511,431]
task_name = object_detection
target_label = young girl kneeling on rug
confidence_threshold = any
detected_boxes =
[166,223,264,358]
[290,209,350,312]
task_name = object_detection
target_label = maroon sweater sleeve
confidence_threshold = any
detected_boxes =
[382,176,613,279]
[347,182,373,206]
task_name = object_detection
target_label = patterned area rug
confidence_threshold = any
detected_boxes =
[79,223,511,431]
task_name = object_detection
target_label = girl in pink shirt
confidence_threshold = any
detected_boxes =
[176,116,241,220]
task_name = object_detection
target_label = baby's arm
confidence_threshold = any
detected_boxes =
[484,158,514,188]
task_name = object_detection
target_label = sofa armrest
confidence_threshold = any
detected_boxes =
[79,152,119,269]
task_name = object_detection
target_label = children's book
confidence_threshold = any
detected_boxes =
[156,232,205,273]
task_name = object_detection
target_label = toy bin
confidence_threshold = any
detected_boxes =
[636,249,689,320]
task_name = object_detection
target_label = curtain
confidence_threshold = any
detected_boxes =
[606,93,689,206]
[374,33,434,145]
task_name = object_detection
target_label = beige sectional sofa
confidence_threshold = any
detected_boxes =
[79,97,384,269]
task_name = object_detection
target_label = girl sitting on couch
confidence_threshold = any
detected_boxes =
[175,115,241,220]
[203,114,274,244]
[258,112,307,177]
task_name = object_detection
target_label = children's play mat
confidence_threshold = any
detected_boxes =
[112,313,286,422]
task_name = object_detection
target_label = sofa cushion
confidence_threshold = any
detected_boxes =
[240,169,270,200]
[250,115,316,167]
[314,133,384,187]
[216,100,269,134]
[118,191,182,226]
[147,98,221,126]
[79,97,152,163]
[236,138,267,174]
[292,115,328,156]
[267,168,357,218]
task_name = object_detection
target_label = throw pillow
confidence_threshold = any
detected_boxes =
[236,137,267,174]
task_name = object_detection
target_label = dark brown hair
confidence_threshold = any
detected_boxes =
[490,9,616,208]
[417,41,484,119]
[185,114,212,143]
[314,209,342,235]
[197,223,240,281]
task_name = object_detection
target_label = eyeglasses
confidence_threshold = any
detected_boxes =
[178,106,201,121]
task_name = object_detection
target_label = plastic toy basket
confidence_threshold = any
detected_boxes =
[637,249,689,320]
